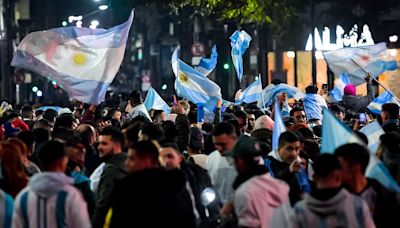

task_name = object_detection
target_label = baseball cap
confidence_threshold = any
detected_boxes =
[226,135,263,158]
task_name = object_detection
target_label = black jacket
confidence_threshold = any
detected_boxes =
[266,155,304,205]
[110,168,196,228]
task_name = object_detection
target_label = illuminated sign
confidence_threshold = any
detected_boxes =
[305,24,375,51]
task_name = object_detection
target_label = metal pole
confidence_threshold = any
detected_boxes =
[351,59,400,103]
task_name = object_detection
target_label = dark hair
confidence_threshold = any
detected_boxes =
[129,90,142,104]
[201,122,213,134]
[7,112,19,120]
[32,128,50,145]
[124,121,144,144]
[302,139,320,161]
[313,154,341,178]
[382,103,399,119]
[99,126,125,147]
[51,127,74,142]
[20,105,33,118]
[278,131,302,149]
[129,140,160,166]
[212,122,237,137]
[290,107,304,117]
[54,114,75,129]
[42,109,59,123]
[234,110,248,120]
[305,85,318,94]
[354,131,368,145]
[188,110,197,125]
[161,121,176,143]
[330,104,345,114]
[380,132,400,154]
[141,123,163,141]
[33,119,53,129]
[334,143,370,174]
[160,142,180,152]
[16,131,35,150]
[37,140,66,170]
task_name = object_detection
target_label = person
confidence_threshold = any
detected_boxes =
[342,73,375,113]
[380,103,399,132]
[20,105,35,130]
[266,131,311,205]
[290,154,375,228]
[12,141,91,228]
[335,143,400,227]
[125,90,152,121]
[108,140,196,228]
[92,127,127,228]
[160,142,216,222]
[0,189,13,228]
[206,122,238,204]
[234,110,248,135]
[65,135,95,216]
[303,85,327,123]
[290,107,307,125]
[330,103,346,122]
[229,136,290,228]
[76,123,100,176]
[377,132,400,183]
[0,141,29,198]
[245,112,256,134]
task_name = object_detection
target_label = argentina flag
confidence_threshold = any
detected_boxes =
[230,30,252,82]
[367,91,400,114]
[172,48,222,110]
[323,42,398,86]
[144,87,171,114]
[194,45,218,77]
[235,78,263,105]
[12,11,134,104]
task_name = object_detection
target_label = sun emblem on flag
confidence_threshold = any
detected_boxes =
[179,72,188,83]
[73,53,87,65]
[360,55,370,62]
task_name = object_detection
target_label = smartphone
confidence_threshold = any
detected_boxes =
[359,113,366,125]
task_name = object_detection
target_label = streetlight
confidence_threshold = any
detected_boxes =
[62,21,68,27]
[98,5,108,11]
[90,20,99,29]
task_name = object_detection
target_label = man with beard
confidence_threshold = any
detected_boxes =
[92,127,127,228]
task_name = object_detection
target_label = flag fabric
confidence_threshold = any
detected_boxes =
[272,100,286,151]
[258,83,305,107]
[367,91,400,114]
[366,154,400,192]
[323,42,398,86]
[144,87,171,114]
[360,121,386,154]
[235,78,263,104]
[195,45,218,77]
[230,30,252,82]
[320,108,364,154]
[12,11,134,105]
[172,48,222,112]
[329,73,351,102]
[281,99,291,118]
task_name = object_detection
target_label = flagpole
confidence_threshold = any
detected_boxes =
[351,59,400,103]
[258,73,267,112]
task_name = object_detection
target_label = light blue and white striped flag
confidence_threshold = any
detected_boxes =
[321,108,363,154]
[12,11,134,104]
[172,48,222,112]
[366,154,400,192]
[272,100,286,151]
[144,87,171,114]
[230,30,252,82]
[195,45,218,77]
[258,83,305,107]
[235,78,263,105]
[360,121,385,154]
[367,91,400,114]
[323,42,398,86]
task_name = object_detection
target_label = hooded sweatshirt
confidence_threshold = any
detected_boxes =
[291,188,375,228]
[12,172,91,228]
[234,173,290,228]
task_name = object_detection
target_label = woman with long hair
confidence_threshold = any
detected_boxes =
[0,141,29,197]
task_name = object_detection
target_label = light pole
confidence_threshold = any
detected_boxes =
[311,0,317,85]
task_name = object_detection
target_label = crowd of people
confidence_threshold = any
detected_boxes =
[0,76,399,228]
